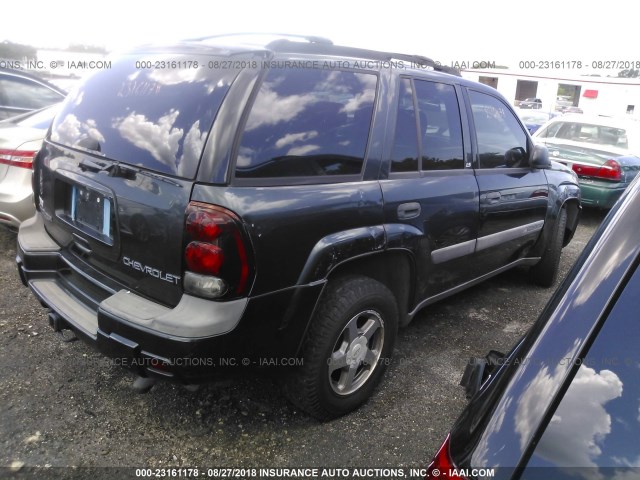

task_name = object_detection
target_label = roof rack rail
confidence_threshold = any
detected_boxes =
[389,53,461,76]
[184,33,333,46]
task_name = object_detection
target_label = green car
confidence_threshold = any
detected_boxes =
[534,114,640,208]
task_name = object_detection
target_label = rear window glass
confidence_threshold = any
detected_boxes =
[50,55,241,178]
[538,121,630,148]
[0,75,64,110]
[235,68,377,179]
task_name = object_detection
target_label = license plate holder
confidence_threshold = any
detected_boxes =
[65,183,114,244]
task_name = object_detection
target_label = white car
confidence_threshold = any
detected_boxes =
[533,114,640,208]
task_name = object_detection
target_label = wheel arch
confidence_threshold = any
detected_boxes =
[561,197,581,247]
[530,181,580,257]
[324,250,415,327]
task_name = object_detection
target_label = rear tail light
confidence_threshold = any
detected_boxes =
[0,149,37,169]
[183,202,253,299]
[426,434,468,479]
[572,159,621,181]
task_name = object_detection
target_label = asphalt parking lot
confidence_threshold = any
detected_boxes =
[0,208,606,475]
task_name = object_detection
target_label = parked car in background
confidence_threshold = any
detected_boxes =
[563,106,583,114]
[0,68,66,120]
[514,108,560,134]
[555,98,574,113]
[533,114,640,208]
[426,174,640,480]
[519,97,542,109]
[16,34,580,420]
[0,104,59,229]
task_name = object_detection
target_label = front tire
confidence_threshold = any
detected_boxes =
[530,207,567,287]
[284,275,398,420]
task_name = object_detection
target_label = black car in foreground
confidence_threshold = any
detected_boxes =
[17,34,580,420]
[426,175,640,478]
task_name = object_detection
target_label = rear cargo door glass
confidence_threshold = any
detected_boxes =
[235,68,377,179]
[50,55,242,178]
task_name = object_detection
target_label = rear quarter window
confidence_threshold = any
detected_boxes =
[50,55,242,179]
[234,68,377,180]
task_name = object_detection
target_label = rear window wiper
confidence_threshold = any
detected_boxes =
[79,158,111,173]
[79,158,136,180]
[78,158,181,187]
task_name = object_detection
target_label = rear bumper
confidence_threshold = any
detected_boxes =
[579,180,626,209]
[17,213,323,383]
[0,170,34,229]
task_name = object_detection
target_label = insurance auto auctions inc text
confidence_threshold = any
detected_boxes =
[181,467,494,478]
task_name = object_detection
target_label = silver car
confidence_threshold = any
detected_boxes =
[0,104,59,229]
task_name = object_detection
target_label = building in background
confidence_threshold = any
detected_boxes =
[462,69,640,117]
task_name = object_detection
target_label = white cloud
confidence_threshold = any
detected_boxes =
[244,88,317,132]
[275,131,318,149]
[533,366,622,471]
[51,113,105,146]
[286,144,320,156]
[113,110,183,172]
[178,120,207,177]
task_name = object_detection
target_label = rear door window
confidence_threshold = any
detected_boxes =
[235,68,377,179]
[50,55,241,179]
[390,78,464,173]
[414,80,464,170]
[390,78,419,173]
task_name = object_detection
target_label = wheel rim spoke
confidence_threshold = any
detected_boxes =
[345,317,359,344]
[361,317,381,341]
[364,348,378,366]
[339,364,359,393]
[328,350,348,373]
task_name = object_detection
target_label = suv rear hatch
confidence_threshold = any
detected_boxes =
[37,51,243,307]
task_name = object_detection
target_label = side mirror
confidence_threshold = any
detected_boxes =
[530,144,551,169]
[460,350,506,400]
[505,147,526,167]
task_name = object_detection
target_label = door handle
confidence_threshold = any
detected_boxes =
[482,192,502,204]
[397,202,421,220]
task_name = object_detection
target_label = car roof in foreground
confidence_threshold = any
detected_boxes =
[449,174,640,470]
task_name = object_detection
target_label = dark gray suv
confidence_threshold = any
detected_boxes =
[17,35,580,419]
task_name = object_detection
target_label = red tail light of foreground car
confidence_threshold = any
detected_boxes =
[426,434,468,479]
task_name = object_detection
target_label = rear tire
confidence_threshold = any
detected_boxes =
[530,207,567,287]
[284,275,398,420]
